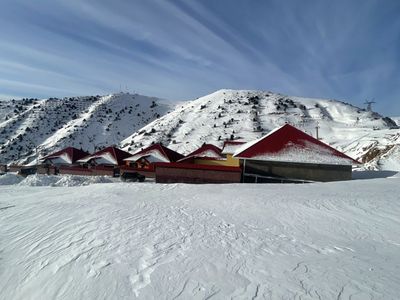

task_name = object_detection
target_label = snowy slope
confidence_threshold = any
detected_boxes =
[391,116,400,126]
[0,178,399,299]
[2,89,399,170]
[0,93,172,164]
[120,89,399,169]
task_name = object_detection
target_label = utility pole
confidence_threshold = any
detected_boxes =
[315,121,320,140]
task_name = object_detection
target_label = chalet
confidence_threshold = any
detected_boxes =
[155,143,242,184]
[74,146,132,176]
[41,147,90,166]
[38,147,90,175]
[122,143,184,178]
[178,143,224,165]
[233,124,359,182]
[78,146,131,166]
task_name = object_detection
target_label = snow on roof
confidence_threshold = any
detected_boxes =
[41,147,90,164]
[184,144,223,159]
[125,149,170,163]
[142,154,170,163]
[124,144,183,163]
[221,141,246,154]
[77,147,131,165]
[91,153,118,165]
[248,142,353,165]
[233,125,284,157]
[47,154,72,165]
[234,124,359,165]
[78,152,118,165]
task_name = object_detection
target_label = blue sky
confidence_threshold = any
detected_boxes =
[0,0,399,115]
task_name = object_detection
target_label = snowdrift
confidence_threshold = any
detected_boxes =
[0,174,115,187]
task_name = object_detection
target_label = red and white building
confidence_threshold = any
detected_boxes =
[233,124,359,182]
[77,146,132,166]
[122,143,184,177]
[178,143,224,163]
[41,147,90,166]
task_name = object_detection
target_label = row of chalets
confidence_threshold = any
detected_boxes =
[3,124,360,183]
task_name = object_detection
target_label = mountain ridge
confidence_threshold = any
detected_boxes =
[0,93,173,164]
[1,89,399,170]
[120,89,399,170]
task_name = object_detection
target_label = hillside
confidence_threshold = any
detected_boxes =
[1,89,399,170]
[120,89,399,169]
[0,93,172,164]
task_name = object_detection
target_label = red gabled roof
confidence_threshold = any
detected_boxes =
[234,124,359,165]
[126,143,184,163]
[183,143,223,159]
[42,147,90,164]
[80,146,132,165]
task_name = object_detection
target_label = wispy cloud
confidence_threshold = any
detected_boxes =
[0,0,399,114]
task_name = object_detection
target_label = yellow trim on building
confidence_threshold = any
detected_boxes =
[193,154,240,167]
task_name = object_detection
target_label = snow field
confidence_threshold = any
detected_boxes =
[1,178,400,299]
[0,174,117,187]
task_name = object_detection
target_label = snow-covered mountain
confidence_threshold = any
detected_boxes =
[1,89,399,170]
[0,93,172,164]
[120,89,399,170]
[391,116,400,126]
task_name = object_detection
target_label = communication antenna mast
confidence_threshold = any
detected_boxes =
[315,121,321,140]
[364,99,376,111]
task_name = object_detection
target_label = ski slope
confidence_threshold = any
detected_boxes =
[1,176,399,299]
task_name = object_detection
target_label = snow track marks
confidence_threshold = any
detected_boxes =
[0,180,399,299]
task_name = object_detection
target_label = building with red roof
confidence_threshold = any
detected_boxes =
[152,143,243,183]
[233,123,359,182]
[77,146,132,166]
[41,147,90,166]
[178,143,224,164]
[121,143,184,178]
[124,143,184,166]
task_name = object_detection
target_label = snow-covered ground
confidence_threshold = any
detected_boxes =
[1,175,399,299]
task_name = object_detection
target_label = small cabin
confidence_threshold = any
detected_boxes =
[75,146,132,176]
[122,144,184,178]
[178,143,225,165]
[39,147,90,174]
[78,146,131,166]
[41,147,90,166]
